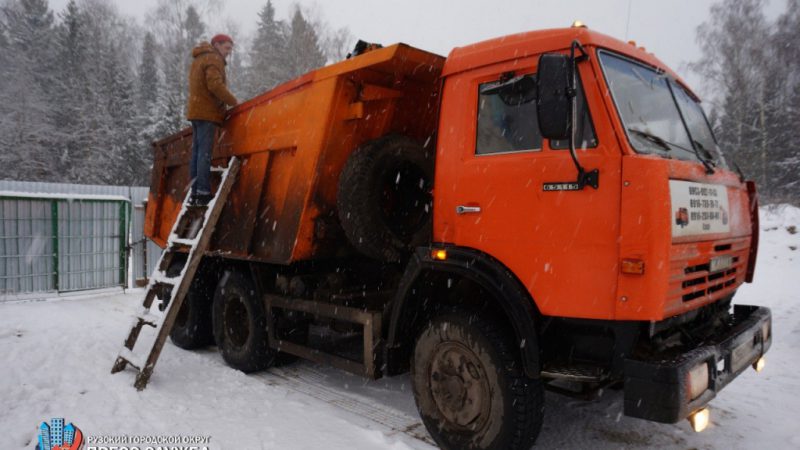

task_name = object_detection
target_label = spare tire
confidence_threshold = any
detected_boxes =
[337,135,434,261]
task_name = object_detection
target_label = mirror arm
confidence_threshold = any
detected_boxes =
[568,40,599,190]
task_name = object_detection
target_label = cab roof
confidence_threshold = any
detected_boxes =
[442,27,694,96]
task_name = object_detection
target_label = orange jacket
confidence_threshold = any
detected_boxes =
[186,42,238,124]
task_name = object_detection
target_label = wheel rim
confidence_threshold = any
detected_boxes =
[428,341,492,431]
[223,294,249,347]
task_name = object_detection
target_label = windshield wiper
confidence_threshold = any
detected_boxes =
[628,128,716,173]
[627,128,674,152]
[691,140,716,175]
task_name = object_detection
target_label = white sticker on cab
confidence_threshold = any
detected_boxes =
[669,180,730,237]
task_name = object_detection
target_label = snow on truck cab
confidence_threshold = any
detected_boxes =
[140,25,770,449]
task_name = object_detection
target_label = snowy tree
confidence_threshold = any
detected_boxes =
[769,0,800,202]
[147,1,209,136]
[244,0,289,98]
[0,0,59,181]
[134,32,159,184]
[184,5,204,47]
[692,0,800,203]
[285,7,325,79]
[321,25,355,63]
[52,0,91,181]
[224,27,247,101]
[0,0,353,185]
[137,32,159,113]
[691,1,770,192]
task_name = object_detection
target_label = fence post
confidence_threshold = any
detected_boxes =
[51,200,59,292]
[118,201,127,287]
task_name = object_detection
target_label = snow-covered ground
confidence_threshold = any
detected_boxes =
[1,205,798,450]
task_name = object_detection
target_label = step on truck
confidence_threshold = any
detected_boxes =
[143,24,771,449]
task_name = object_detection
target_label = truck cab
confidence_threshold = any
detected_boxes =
[435,27,756,323]
[396,25,770,444]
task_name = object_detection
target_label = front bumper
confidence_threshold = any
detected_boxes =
[624,304,771,423]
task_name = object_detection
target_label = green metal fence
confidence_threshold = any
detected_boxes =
[0,193,130,296]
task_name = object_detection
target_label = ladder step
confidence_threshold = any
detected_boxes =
[138,312,162,327]
[117,348,144,371]
[210,166,227,173]
[169,237,198,246]
[150,277,176,287]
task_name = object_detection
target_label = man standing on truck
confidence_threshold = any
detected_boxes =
[186,34,238,206]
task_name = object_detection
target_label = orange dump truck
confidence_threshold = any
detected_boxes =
[145,27,771,449]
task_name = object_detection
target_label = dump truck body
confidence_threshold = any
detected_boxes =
[145,44,444,264]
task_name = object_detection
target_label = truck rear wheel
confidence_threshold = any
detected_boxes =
[337,135,433,262]
[168,261,215,349]
[411,310,544,450]
[169,287,215,349]
[212,271,276,372]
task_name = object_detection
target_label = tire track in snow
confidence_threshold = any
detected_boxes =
[255,365,436,446]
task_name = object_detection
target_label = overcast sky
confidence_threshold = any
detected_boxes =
[49,0,788,96]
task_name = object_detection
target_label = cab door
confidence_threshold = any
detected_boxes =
[433,55,623,320]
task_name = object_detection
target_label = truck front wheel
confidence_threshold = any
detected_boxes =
[212,271,276,372]
[411,310,544,450]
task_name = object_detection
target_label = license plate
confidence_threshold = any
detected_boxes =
[709,255,734,273]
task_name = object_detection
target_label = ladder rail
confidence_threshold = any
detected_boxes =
[112,157,241,390]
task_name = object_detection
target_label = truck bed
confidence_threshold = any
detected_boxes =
[144,44,444,264]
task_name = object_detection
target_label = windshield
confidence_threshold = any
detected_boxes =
[670,80,726,167]
[599,51,726,168]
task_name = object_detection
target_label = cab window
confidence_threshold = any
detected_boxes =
[475,72,596,155]
[476,76,542,155]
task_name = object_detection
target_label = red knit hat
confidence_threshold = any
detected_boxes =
[211,34,233,45]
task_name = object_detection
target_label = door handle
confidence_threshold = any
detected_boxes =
[456,205,481,215]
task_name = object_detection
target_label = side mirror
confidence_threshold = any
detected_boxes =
[536,53,571,140]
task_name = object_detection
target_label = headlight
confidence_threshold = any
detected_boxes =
[686,362,709,400]
[753,356,766,372]
[761,321,770,342]
[688,407,710,432]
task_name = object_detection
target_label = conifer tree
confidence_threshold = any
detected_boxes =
[285,7,325,79]
[0,0,58,180]
[245,1,289,97]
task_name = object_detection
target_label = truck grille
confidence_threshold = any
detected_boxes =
[668,238,749,305]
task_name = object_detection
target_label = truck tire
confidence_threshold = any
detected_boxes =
[169,272,215,350]
[338,135,433,262]
[212,270,276,372]
[411,310,544,450]
[161,257,214,350]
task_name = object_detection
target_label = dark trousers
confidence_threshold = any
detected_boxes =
[189,120,216,196]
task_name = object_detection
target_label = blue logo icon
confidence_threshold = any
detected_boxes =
[36,417,84,450]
